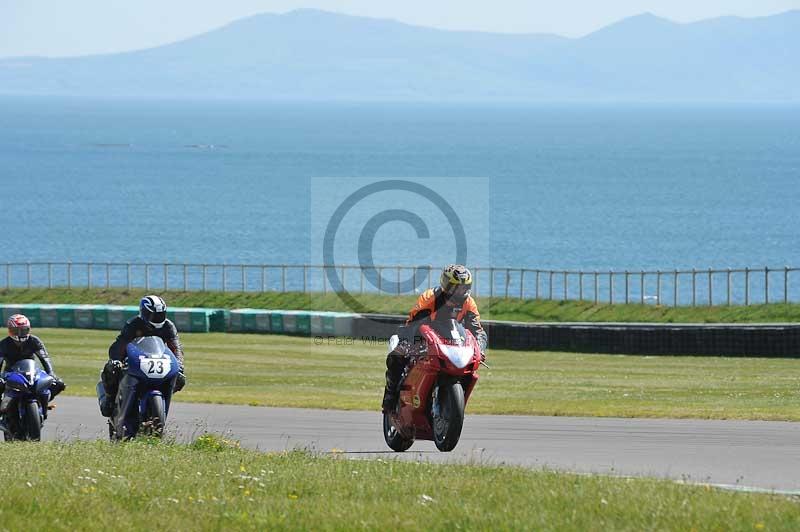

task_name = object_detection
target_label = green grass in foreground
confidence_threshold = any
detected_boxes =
[2,439,797,531]
[50,328,800,420]
[3,288,800,323]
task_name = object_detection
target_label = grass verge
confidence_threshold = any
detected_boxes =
[2,288,800,323]
[50,328,800,420]
[3,438,798,531]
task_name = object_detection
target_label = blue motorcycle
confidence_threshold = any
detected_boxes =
[2,360,59,441]
[106,336,179,441]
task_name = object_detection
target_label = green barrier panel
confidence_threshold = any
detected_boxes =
[270,312,284,333]
[323,312,355,336]
[0,304,42,327]
[56,305,76,328]
[40,305,61,328]
[167,308,217,333]
[109,306,138,330]
[0,304,356,337]
[279,311,311,335]
[228,309,273,333]
[74,305,96,329]
[309,312,355,336]
[92,307,110,329]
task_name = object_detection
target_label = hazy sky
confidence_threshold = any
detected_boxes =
[2,0,799,58]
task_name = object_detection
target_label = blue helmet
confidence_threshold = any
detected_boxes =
[140,295,167,329]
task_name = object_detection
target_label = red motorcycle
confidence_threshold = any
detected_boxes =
[383,319,483,452]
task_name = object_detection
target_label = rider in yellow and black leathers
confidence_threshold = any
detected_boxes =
[381,264,487,412]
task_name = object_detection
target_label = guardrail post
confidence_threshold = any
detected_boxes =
[579,272,583,301]
[4,263,8,289]
[548,271,553,300]
[165,264,169,291]
[691,268,696,307]
[624,270,629,304]
[708,268,713,306]
[490,268,495,299]
[126,263,131,290]
[222,264,227,292]
[609,271,614,303]
[726,268,731,306]
[302,266,307,293]
[184,264,189,292]
[49,263,53,289]
[323,267,328,294]
[86,262,92,289]
[505,268,511,299]
[377,267,383,293]
[202,264,207,291]
[673,270,678,307]
[520,269,525,299]
[360,267,364,294]
[535,270,540,299]
[281,266,286,292]
[562,271,567,301]
[145,264,150,291]
[745,267,750,305]
[241,265,246,292]
[68,262,72,289]
[26,262,31,289]
[594,271,599,304]
[396,267,401,295]
[263,266,267,292]
[785,266,789,304]
[656,270,661,305]
[764,266,769,304]
[640,271,645,304]
[106,263,110,289]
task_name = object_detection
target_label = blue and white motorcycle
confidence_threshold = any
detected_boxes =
[1,360,62,441]
[105,336,179,441]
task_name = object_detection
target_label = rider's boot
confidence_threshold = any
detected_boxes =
[381,355,404,414]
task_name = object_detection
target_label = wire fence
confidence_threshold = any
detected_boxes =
[2,262,799,307]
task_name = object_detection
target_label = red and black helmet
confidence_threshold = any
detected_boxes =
[7,314,31,344]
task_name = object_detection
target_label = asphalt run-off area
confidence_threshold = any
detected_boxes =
[45,397,800,494]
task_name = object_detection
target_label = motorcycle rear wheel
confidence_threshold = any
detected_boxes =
[432,382,465,452]
[22,402,42,441]
[383,413,414,452]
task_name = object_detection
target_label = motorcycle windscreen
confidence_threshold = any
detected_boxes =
[440,344,475,369]
[8,359,39,384]
[438,321,474,369]
[127,336,177,381]
[127,336,168,357]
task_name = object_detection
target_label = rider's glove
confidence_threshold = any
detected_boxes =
[174,372,186,392]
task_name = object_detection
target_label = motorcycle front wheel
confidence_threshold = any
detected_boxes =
[383,412,414,452]
[22,402,42,441]
[432,382,465,452]
[141,395,166,437]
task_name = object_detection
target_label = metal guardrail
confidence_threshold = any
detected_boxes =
[1,262,799,307]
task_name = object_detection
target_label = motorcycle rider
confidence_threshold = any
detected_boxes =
[99,295,186,417]
[0,314,66,433]
[381,264,487,413]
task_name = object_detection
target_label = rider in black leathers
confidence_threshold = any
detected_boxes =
[99,295,186,417]
[0,314,66,433]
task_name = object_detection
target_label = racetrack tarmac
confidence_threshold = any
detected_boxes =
[45,396,799,493]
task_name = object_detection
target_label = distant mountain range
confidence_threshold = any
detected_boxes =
[1,9,798,101]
